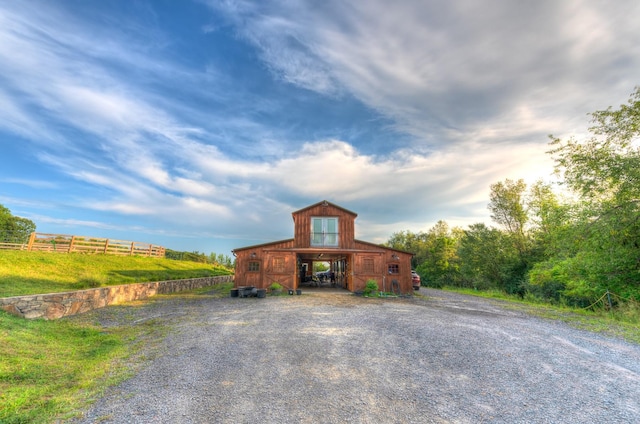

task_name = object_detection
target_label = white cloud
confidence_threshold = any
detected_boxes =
[0,178,58,189]
[212,0,640,144]
[2,0,639,255]
[0,89,57,142]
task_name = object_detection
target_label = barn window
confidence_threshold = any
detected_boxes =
[248,261,260,272]
[273,257,285,273]
[363,257,374,273]
[311,217,338,247]
[387,263,399,274]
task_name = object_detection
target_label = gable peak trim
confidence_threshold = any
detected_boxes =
[292,200,357,217]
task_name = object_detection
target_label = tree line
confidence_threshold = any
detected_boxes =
[165,249,235,269]
[386,87,640,308]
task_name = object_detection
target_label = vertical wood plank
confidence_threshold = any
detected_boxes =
[27,232,36,251]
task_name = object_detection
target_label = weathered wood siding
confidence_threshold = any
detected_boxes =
[353,241,413,293]
[234,240,296,290]
[292,203,356,249]
[263,251,297,290]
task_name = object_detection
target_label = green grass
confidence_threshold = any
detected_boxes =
[440,287,640,344]
[0,251,233,422]
[0,282,234,423]
[0,310,149,423]
[0,251,233,297]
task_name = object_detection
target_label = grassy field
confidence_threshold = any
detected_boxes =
[0,251,232,297]
[0,307,154,423]
[0,251,233,423]
[0,283,234,423]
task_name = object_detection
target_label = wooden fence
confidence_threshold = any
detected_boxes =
[0,242,28,251]
[0,233,165,258]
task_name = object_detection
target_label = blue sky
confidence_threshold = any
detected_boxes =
[1,1,639,257]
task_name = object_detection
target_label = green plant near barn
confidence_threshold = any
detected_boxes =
[269,282,283,295]
[363,280,379,297]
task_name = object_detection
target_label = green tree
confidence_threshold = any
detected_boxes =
[457,223,520,291]
[547,87,640,301]
[488,179,529,254]
[526,181,580,260]
[385,230,429,269]
[550,87,640,203]
[486,179,533,294]
[489,179,528,236]
[0,204,36,243]
[386,223,462,287]
[528,181,564,238]
[209,252,234,268]
[415,221,462,287]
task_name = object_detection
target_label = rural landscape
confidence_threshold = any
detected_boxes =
[1,89,640,422]
[2,1,640,423]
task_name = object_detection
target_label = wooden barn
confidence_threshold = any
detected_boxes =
[232,200,414,294]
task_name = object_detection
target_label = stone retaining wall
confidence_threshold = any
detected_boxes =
[0,275,234,320]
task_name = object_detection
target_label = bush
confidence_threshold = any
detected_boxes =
[527,260,570,302]
[363,280,379,297]
[269,282,283,291]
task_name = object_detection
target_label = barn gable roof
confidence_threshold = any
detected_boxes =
[292,200,357,218]
[354,239,414,256]
[232,238,294,254]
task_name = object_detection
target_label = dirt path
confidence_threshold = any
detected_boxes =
[72,288,640,423]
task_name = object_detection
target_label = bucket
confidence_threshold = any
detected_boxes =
[230,289,239,298]
[257,289,267,298]
[296,289,302,295]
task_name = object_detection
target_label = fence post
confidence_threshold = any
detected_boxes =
[130,242,135,256]
[69,235,75,253]
[27,232,36,251]
[104,239,109,254]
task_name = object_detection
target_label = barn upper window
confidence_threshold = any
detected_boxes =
[387,264,399,274]
[311,217,338,247]
[248,261,260,272]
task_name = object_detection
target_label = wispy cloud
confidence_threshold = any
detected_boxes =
[0,178,58,189]
[211,0,640,143]
[1,0,638,255]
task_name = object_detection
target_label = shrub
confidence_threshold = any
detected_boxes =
[527,260,569,302]
[363,280,379,297]
[269,282,283,291]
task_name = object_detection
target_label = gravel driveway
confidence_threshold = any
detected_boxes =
[73,288,640,423]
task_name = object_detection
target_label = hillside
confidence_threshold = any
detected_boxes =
[0,251,233,298]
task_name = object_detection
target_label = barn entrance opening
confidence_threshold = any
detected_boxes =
[297,253,349,291]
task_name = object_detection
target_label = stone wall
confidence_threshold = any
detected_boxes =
[0,275,234,320]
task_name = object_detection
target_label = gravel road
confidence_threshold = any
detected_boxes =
[72,288,640,423]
